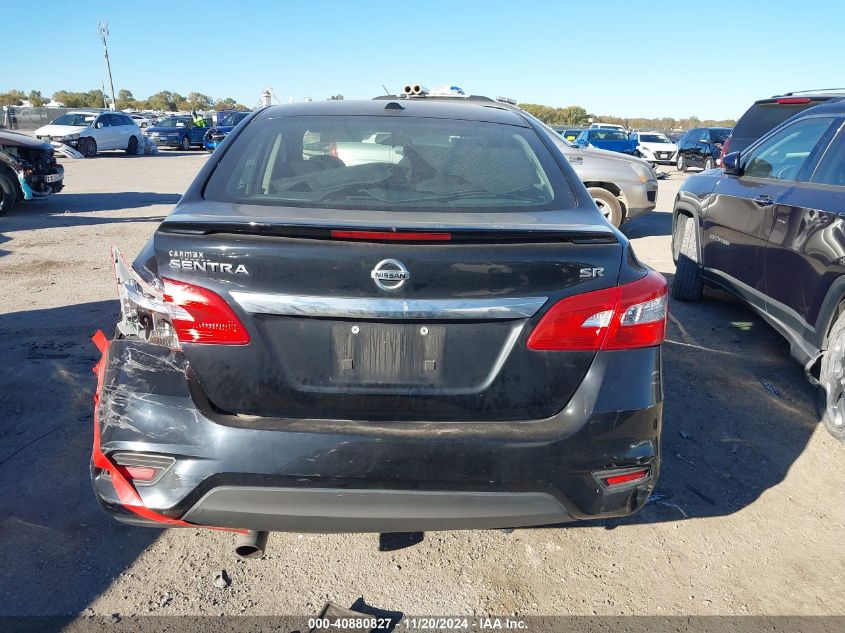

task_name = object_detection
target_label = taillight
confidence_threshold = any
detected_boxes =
[527,270,667,351]
[776,97,811,104]
[111,246,249,347]
[162,278,250,345]
[719,136,731,162]
[330,230,452,242]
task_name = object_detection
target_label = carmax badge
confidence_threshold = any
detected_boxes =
[371,259,410,291]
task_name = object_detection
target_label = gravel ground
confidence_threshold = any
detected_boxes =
[0,151,843,620]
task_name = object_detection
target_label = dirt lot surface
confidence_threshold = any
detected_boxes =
[0,151,843,621]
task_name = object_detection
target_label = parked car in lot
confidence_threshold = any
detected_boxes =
[675,127,731,172]
[630,131,678,166]
[93,98,667,545]
[129,113,154,129]
[0,131,64,214]
[34,111,142,158]
[574,128,639,156]
[144,116,211,150]
[553,127,584,142]
[721,90,845,162]
[203,111,251,151]
[671,99,845,441]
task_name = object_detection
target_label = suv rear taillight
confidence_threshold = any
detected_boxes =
[526,270,667,351]
[112,246,249,347]
[719,136,732,164]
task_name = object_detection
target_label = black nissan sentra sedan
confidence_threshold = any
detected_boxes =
[92,97,667,554]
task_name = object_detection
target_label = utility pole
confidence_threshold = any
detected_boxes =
[98,22,117,111]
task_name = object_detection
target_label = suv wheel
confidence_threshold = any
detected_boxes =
[677,153,687,172]
[126,136,138,155]
[818,313,845,443]
[587,187,623,228]
[0,171,18,215]
[181,135,191,151]
[703,156,714,171]
[671,214,703,301]
[80,137,97,158]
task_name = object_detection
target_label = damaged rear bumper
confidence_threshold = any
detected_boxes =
[91,337,663,533]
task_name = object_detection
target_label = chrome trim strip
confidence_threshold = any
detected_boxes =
[230,292,547,320]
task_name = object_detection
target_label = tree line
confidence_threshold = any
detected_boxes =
[518,103,735,130]
[0,88,250,112]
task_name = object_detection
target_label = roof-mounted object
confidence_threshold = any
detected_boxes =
[402,84,430,97]
[496,96,517,105]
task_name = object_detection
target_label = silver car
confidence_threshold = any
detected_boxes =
[535,119,658,227]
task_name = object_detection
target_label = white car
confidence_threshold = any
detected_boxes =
[34,111,142,158]
[630,131,678,166]
[128,113,154,129]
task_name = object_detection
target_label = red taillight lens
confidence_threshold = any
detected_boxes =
[161,278,250,345]
[330,230,452,242]
[719,136,731,162]
[776,97,811,104]
[527,270,667,351]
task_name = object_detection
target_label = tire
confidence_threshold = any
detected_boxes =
[80,137,97,158]
[677,153,687,172]
[703,156,714,171]
[671,214,703,301]
[180,135,191,151]
[818,313,845,443]
[587,187,623,228]
[126,136,138,155]
[0,171,18,215]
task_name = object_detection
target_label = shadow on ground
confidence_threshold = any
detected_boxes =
[0,301,160,616]
[621,209,673,239]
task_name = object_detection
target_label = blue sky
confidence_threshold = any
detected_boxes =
[3,0,843,119]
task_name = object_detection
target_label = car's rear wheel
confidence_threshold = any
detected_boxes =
[126,136,138,155]
[80,137,97,158]
[0,172,18,215]
[671,214,703,301]
[588,187,623,228]
[677,153,687,172]
[181,135,191,151]
[819,313,845,443]
[703,156,714,171]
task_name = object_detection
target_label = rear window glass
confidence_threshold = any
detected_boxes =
[204,114,575,212]
[733,103,816,141]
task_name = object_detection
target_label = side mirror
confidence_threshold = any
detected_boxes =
[699,139,710,145]
[722,151,741,175]
[96,122,104,129]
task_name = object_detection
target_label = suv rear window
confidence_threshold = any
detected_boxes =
[204,114,574,212]
[730,102,821,153]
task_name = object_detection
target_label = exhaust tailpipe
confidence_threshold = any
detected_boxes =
[234,530,269,559]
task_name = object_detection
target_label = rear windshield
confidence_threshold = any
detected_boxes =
[733,103,816,141]
[204,114,575,211]
[640,134,670,143]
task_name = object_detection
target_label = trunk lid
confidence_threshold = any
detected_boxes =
[155,204,622,422]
